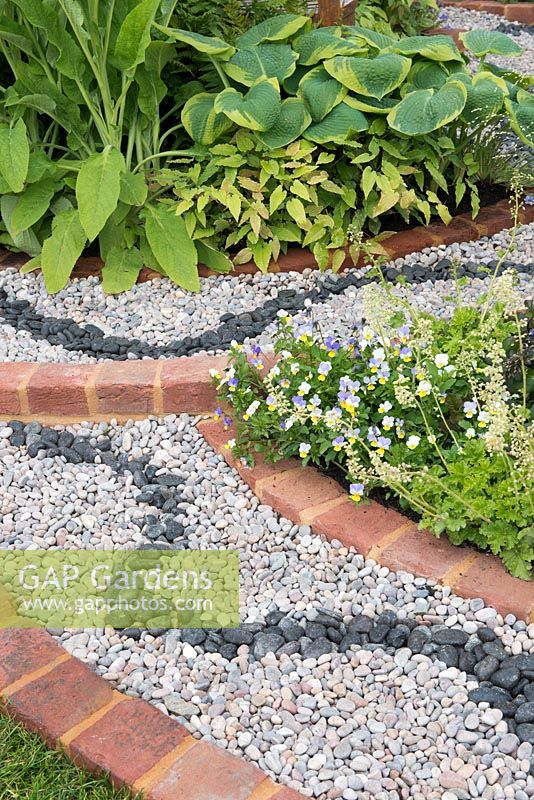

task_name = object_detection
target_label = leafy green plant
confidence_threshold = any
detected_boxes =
[0,0,231,293]
[356,0,439,37]
[214,260,534,578]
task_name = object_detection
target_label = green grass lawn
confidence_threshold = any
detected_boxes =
[0,715,140,800]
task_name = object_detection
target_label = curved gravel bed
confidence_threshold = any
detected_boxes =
[1,224,533,364]
[1,415,533,799]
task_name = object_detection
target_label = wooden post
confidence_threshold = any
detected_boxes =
[316,0,342,25]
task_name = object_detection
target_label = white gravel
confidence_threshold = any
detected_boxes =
[1,414,533,799]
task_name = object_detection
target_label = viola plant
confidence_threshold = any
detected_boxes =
[214,268,534,579]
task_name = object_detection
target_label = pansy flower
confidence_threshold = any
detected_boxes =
[367,426,380,446]
[332,436,345,452]
[225,438,236,450]
[318,361,331,381]
[376,436,391,455]
[377,363,390,384]
[292,395,306,408]
[364,376,376,391]
[466,427,476,438]
[223,415,232,430]
[214,406,223,421]
[397,324,410,342]
[378,400,393,414]
[347,427,360,444]
[434,353,448,369]
[325,336,341,357]
[243,400,260,421]
[395,418,405,439]
[349,483,365,503]
[228,377,239,392]
[265,395,277,411]
[406,435,420,450]
[382,415,395,431]
[400,346,413,363]
[297,381,311,396]
[299,442,311,458]
[280,378,291,389]
[477,410,490,428]
[463,400,477,418]
[416,380,432,398]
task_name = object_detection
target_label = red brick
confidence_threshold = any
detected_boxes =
[70,699,190,788]
[0,629,63,691]
[0,363,36,415]
[5,657,113,746]
[95,359,158,414]
[384,229,437,261]
[0,252,30,268]
[311,498,408,555]
[257,467,345,523]
[379,527,470,580]
[161,355,228,414]
[27,364,93,416]
[197,418,237,468]
[235,452,301,492]
[272,790,309,800]
[479,1,505,13]
[453,554,534,619]
[147,740,265,800]
[505,3,534,22]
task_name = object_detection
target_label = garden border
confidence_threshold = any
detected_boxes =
[441,0,534,23]
[0,199,532,281]
[0,628,306,800]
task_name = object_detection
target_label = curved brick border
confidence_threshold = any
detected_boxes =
[0,628,305,800]
[441,0,534,23]
[198,419,534,622]
[1,199,532,280]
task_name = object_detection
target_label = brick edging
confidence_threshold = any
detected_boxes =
[1,199,532,280]
[198,419,534,622]
[441,0,534,23]
[0,629,305,800]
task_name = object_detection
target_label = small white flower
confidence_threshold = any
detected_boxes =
[299,442,311,458]
[406,435,420,450]
[466,427,476,439]
[416,380,432,398]
[225,438,236,449]
[434,353,448,369]
[298,381,311,396]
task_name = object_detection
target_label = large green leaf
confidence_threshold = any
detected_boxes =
[144,205,199,291]
[303,101,368,143]
[11,0,85,79]
[41,209,87,293]
[257,97,311,148]
[292,29,365,66]
[0,119,29,193]
[298,66,347,122]
[0,18,34,56]
[102,246,144,294]
[405,60,448,91]
[136,41,174,117]
[10,177,57,236]
[388,35,463,62]
[460,29,522,58]
[343,25,396,50]
[324,54,411,100]
[236,14,311,48]
[155,26,235,58]
[119,172,148,206]
[195,240,233,274]
[76,147,124,242]
[0,195,42,257]
[484,63,533,91]
[344,94,398,115]
[114,0,160,71]
[505,95,534,148]
[181,93,234,145]
[224,44,297,87]
[456,72,507,122]
[388,80,467,134]
[215,78,281,131]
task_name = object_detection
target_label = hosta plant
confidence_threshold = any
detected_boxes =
[214,266,534,579]
[0,0,231,293]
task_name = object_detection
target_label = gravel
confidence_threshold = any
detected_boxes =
[1,414,534,799]
[1,223,533,363]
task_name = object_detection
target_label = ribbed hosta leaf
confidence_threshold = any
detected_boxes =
[303,102,368,143]
[388,35,463,62]
[181,93,234,145]
[298,66,347,122]
[292,29,365,65]
[156,27,235,59]
[257,97,311,148]
[236,14,311,48]
[215,78,281,131]
[324,54,411,100]
[388,80,467,134]
[343,25,397,50]
[224,44,297,87]
[456,72,507,122]
[461,29,522,58]
[405,61,448,91]
[505,93,534,147]
[344,94,398,115]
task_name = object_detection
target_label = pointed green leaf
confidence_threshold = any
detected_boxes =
[387,35,463,62]
[0,119,29,193]
[11,0,85,79]
[155,26,235,58]
[256,97,311,149]
[303,101,368,143]
[236,14,311,48]
[102,246,144,294]
[387,80,467,134]
[10,178,57,236]
[0,195,42,257]
[215,78,281,131]
[292,29,365,66]
[76,147,124,242]
[41,209,86,293]
[119,172,148,206]
[298,65,347,121]
[505,96,534,148]
[224,44,297,87]
[144,205,200,291]
[114,0,160,71]
[460,29,522,58]
[195,240,232,273]
[181,93,234,145]
[324,53,411,100]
